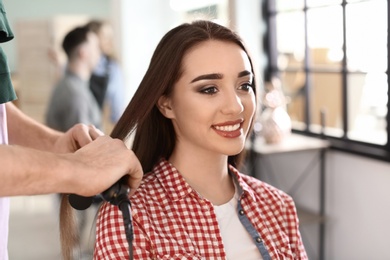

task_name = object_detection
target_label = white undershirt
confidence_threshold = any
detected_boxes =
[213,186,263,260]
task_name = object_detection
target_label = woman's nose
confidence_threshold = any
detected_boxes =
[220,91,244,115]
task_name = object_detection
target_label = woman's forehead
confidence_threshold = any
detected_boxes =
[180,40,251,77]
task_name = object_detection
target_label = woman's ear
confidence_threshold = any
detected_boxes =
[157,95,175,119]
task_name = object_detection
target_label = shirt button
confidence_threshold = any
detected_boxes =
[256,237,262,243]
[239,210,245,215]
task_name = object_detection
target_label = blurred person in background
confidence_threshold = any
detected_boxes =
[85,19,126,128]
[46,26,102,132]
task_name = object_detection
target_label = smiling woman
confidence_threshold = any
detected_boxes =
[157,39,256,158]
[57,20,310,260]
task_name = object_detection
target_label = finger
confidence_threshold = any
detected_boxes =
[70,124,93,148]
[88,125,104,140]
[127,168,143,196]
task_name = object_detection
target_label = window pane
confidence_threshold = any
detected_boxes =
[310,73,343,137]
[347,73,388,145]
[346,0,387,72]
[276,11,305,69]
[346,0,369,2]
[280,71,307,130]
[274,0,304,11]
[309,48,343,70]
[307,6,343,70]
[307,0,342,8]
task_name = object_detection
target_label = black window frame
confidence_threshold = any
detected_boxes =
[262,0,390,162]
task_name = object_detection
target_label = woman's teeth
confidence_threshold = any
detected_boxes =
[214,123,240,132]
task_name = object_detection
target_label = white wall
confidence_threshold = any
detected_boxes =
[232,0,265,79]
[325,151,390,260]
[258,147,390,260]
[113,0,180,102]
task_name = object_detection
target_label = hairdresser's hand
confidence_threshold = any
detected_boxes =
[53,124,103,153]
[65,135,143,197]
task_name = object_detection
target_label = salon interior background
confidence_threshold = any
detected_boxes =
[3,0,390,259]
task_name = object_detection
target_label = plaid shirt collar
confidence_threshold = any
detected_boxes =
[152,158,257,203]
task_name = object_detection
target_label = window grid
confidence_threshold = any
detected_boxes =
[262,0,390,161]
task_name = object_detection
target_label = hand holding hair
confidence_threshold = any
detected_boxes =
[52,123,104,153]
[65,135,143,198]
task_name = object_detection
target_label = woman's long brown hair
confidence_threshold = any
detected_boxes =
[59,20,259,259]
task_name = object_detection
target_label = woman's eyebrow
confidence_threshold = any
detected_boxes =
[190,70,252,83]
[190,73,223,83]
[238,70,253,78]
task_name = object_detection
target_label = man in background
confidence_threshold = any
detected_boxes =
[46,26,102,132]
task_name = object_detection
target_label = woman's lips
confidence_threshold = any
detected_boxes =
[212,120,243,138]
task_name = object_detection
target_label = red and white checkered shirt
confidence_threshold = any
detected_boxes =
[94,159,308,259]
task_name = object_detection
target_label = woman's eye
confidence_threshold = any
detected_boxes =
[239,83,253,92]
[200,86,218,95]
